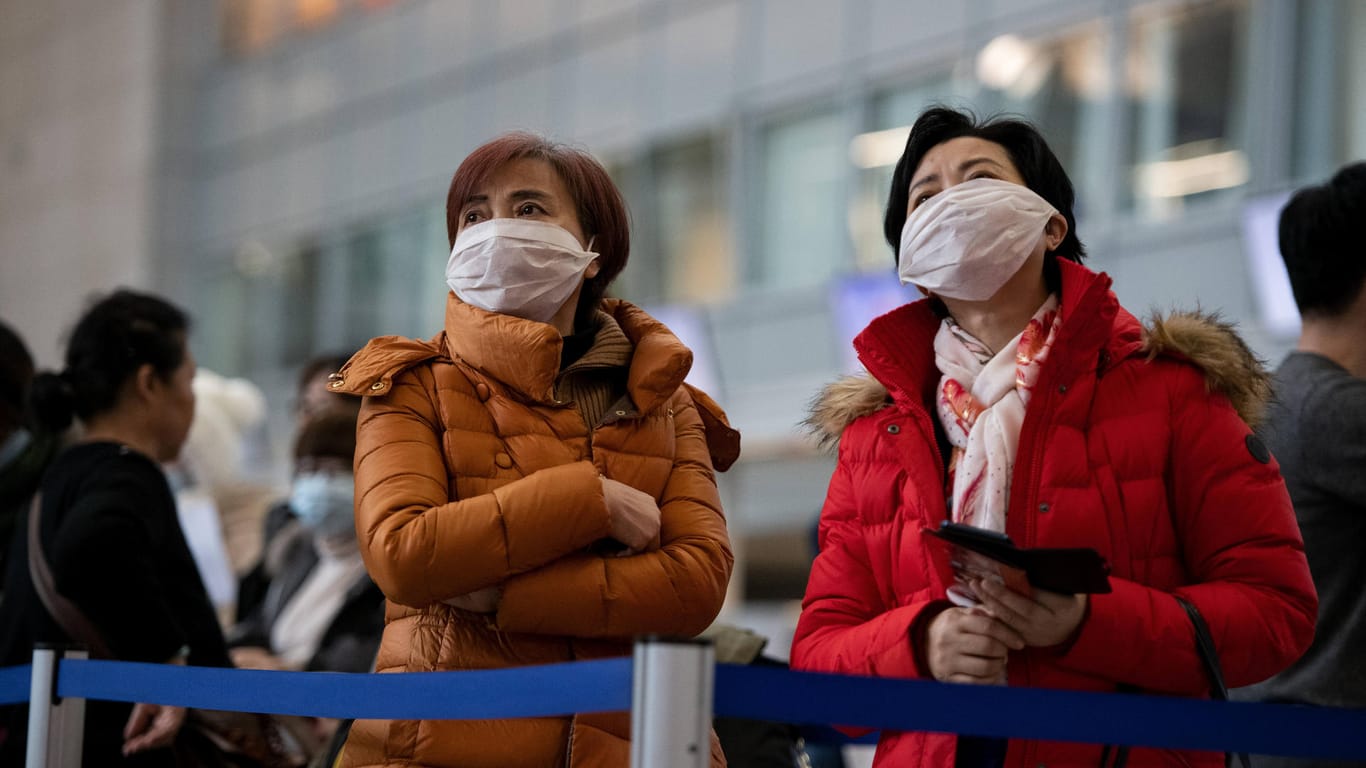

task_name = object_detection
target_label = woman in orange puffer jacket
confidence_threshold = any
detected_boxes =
[333,132,736,768]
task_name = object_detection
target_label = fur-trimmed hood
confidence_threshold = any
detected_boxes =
[807,309,1270,449]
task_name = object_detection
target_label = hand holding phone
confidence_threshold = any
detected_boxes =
[924,522,1111,602]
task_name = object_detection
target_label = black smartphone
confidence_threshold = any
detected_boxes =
[925,521,1112,595]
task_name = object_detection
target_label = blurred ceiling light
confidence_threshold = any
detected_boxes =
[1135,145,1250,199]
[1060,32,1111,99]
[295,0,338,29]
[234,240,278,277]
[849,127,911,169]
[976,34,1051,98]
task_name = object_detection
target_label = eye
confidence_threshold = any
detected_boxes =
[516,202,543,217]
[968,171,998,182]
[912,190,937,210]
[463,210,483,225]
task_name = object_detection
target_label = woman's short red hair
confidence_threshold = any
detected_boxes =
[445,132,630,326]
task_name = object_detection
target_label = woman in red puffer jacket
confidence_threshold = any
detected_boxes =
[791,107,1316,768]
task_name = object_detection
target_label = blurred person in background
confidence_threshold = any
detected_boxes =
[792,107,1316,768]
[229,407,382,745]
[0,320,62,597]
[0,290,231,765]
[329,131,738,768]
[236,352,362,628]
[230,407,381,673]
[168,368,274,623]
[1232,162,1366,768]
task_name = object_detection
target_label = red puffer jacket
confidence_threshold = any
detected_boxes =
[791,260,1316,768]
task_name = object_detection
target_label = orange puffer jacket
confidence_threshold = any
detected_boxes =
[333,296,736,768]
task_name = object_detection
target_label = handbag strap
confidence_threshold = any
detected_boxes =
[1104,597,1252,768]
[1173,595,1251,768]
[27,493,113,659]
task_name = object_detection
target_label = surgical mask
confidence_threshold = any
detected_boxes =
[445,219,597,323]
[898,178,1058,301]
[290,472,355,540]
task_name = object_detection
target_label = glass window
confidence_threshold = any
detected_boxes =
[342,207,448,348]
[1124,0,1252,218]
[757,108,847,291]
[974,22,1111,220]
[606,155,663,305]
[1294,0,1366,177]
[193,269,250,376]
[344,228,384,347]
[1343,2,1366,164]
[651,137,734,304]
[603,138,735,306]
[196,238,320,372]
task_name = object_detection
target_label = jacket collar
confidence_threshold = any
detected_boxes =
[810,261,1269,445]
[853,259,1140,413]
[443,294,693,414]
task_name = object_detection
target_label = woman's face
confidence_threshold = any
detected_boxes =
[906,136,1026,217]
[903,136,1066,307]
[154,345,197,463]
[456,157,591,249]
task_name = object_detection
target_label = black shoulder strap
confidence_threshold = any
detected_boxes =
[1106,597,1251,768]
[26,493,113,659]
[1174,595,1251,768]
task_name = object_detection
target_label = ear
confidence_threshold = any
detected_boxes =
[584,257,602,280]
[1044,213,1068,253]
[133,363,160,403]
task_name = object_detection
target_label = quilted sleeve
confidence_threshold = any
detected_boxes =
[789,423,944,681]
[493,388,733,638]
[1055,363,1317,693]
[354,365,614,608]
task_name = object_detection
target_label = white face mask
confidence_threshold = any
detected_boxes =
[898,177,1059,301]
[445,219,598,323]
[290,471,355,540]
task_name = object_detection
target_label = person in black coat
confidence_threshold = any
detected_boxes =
[0,290,227,766]
[0,320,62,597]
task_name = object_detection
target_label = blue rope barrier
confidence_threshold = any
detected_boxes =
[1,659,1362,760]
[713,664,1366,761]
[0,664,29,705]
[55,658,631,720]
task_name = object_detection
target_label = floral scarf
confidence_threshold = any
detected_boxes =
[934,296,1061,533]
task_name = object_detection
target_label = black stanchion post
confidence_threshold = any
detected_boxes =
[631,636,714,768]
[27,644,86,768]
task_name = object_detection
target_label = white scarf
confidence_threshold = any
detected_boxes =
[934,296,1061,533]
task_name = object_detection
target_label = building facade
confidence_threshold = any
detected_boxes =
[3,0,1364,617]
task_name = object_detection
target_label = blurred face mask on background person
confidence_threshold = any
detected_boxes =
[290,471,356,541]
[898,177,1058,301]
[445,219,597,323]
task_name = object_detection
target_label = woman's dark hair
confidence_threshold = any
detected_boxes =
[294,408,358,464]
[885,107,1086,271]
[1278,162,1366,319]
[446,132,630,329]
[30,289,190,432]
